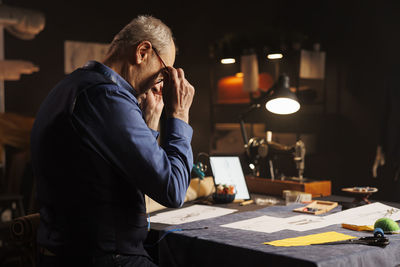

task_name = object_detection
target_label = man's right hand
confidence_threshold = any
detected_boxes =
[163,67,195,124]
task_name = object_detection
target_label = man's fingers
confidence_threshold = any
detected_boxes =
[164,66,194,98]
[177,68,185,79]
[147,90,154,100]
[166,67,178,80]
[166,67,178,90]
[161,66,194,124]
[166,67,186,84]
[184,79,194,91]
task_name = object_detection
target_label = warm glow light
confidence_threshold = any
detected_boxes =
[266,97,300,115]
[235,72,244,78]
[267,53,283,60]
[221,58,236,64]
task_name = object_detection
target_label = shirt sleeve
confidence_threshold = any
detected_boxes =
[150,128,160,140]
[71,85,193,208]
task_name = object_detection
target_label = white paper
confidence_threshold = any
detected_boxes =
[222,215,288,233]
[221,202,400,234]
[221,214,325,233]
[285,215,332,232]
[324,202,400,226]
[149,205,237,225]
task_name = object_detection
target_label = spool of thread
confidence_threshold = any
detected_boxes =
[192,162,205,180]
[373,228,384,237]
[374,218,400,234]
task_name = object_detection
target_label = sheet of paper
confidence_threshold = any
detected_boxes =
[264,231,356,247]
[222,215,291,233]
[222,202,400,234]
[150,205,237,225]
[284,215,332,232]
[323,202,400,226]
[221,214,327,233]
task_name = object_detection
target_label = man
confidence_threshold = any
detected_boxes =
[31,15,195,266]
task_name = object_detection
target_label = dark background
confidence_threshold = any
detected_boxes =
[3,0,400,200]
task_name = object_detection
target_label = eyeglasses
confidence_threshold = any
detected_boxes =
[152,47,168,70]
[152,47,169,96]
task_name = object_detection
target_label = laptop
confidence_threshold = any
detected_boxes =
[209,156,251,200]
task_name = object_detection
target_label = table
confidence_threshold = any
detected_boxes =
[149,195,400,267]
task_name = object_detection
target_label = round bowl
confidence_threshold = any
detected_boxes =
[212,193,236,204]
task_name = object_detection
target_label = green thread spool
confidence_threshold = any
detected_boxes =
[374,218,400,234]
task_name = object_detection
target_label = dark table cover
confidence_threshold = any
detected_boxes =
[158,203,400,267]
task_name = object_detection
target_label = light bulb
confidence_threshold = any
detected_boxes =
[266,97,300,115]
[220,58,236,64]
[267,53,283,60]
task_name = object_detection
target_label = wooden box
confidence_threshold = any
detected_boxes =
[245,176,331,197]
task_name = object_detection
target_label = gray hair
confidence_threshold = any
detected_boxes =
[106,15,173,60]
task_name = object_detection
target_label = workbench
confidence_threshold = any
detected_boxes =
[147,195,400,267]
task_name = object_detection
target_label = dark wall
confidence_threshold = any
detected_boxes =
[4,0,400,199]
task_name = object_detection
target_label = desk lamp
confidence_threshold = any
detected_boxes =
[239,73,301,178]
[265,74,300,115]
[239,73,300,144]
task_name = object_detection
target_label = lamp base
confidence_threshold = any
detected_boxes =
[245,175,331,197]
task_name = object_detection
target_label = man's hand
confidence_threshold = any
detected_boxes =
[163,67,194,124]
[141,89,164,131]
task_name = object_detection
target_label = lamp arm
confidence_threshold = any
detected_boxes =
[238,103,261,149]
[239,118,248,147]
[239,103,261,120]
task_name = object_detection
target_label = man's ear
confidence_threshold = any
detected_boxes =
[135,41,152,65]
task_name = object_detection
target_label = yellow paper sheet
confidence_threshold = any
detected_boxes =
[264,231,356,247]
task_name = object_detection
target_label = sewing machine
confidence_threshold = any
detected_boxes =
[246,134,307,182]
[244,133,331,197]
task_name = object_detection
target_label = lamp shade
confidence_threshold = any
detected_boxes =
[265,74,300,115]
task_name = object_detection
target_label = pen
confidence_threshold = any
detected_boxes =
[240,199,254,206]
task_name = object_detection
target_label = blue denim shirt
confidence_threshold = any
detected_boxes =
[31,61,193,257]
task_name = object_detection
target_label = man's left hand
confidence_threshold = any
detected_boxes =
[142,89,164,131]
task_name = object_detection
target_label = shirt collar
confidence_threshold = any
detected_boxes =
[82,60,138,95]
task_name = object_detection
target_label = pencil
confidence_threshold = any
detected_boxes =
[240,199,254,206]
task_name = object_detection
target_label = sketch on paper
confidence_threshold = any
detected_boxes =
[150,205,237,225]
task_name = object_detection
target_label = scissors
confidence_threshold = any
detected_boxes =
[312,236,389,247]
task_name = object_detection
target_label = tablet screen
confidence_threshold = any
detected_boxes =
[209,156,251,200]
